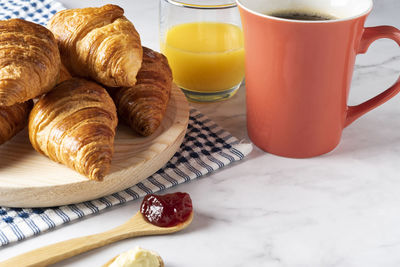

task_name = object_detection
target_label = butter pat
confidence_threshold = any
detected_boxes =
[108,247,163,267]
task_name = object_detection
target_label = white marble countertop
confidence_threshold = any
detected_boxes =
[2,0,400,266]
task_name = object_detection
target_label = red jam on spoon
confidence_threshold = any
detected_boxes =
[140,192,193,227]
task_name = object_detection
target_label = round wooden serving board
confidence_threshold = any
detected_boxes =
[0,84,189,208]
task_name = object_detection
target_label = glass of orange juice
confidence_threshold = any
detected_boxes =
[160,0,245,102]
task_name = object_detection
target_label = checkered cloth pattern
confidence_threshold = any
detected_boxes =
[0,0,252,246]
[0,0,64,26]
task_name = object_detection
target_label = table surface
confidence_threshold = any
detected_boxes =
[2,0,400,266]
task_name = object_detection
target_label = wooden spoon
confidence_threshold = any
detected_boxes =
[0,211,193,267]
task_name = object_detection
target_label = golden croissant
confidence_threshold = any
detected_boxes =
[0,19,60,106]
[29,78,118,181]
[113,47,172,137]
[57,63,72,85]
[47,4,142,88]
[0,101,32,145]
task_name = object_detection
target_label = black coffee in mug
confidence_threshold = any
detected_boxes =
[269,10,337,21]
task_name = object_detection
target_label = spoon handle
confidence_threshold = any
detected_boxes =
[0,212,191,267]
[0,223,136,267]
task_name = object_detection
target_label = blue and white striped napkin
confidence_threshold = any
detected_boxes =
[0,0,64,26]
[0,0,252,246]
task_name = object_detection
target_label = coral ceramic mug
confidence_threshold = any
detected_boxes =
[237,0,400,158]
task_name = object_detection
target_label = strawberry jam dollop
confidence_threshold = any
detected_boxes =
[140,192,193,227]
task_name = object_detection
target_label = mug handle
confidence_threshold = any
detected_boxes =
[345,26,400,127]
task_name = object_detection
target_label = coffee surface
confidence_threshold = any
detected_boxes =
[269,10,336,21]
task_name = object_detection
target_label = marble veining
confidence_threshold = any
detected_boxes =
[1,0,400,266]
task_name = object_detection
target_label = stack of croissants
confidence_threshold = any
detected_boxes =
[0,5,173,181]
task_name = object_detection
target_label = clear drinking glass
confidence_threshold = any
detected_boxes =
[160,0,244,102]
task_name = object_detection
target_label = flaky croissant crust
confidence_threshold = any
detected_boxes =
[0,101,32,145]
[114,47,172,136]
[57,63,72,85]
[29,78,118,181]
[47,4,142,88]
[0,19,60,106]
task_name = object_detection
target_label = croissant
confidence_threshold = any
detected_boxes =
[57,63,72,85]
[0,19,60,106]
[113,47,172,137]
[47,4,142,88]
[29,78,118,181]
[0,101,32,145]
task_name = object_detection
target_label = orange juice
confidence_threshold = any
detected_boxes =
[161,22,245,94]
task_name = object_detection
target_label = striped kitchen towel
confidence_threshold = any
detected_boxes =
[0,0,64,26]
[0,0,252,246]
